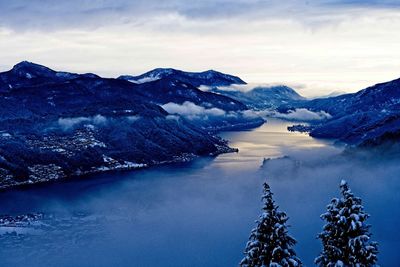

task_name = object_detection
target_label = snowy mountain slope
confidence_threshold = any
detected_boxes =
[298,78,400,117]
[289,78,400,146]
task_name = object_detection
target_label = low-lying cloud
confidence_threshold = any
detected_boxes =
[161,101,331,125]
[266,108,332,121]
[126,115,141,122]
[58,115,107,130]
[162,101,226,120]
[160,101,267,129]
[212,83,288,93]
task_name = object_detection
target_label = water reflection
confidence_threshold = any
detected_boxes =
[216,119,332,169]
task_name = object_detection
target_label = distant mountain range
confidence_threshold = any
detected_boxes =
[210,85,306,109]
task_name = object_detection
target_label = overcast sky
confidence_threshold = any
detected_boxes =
[0,0,399,96]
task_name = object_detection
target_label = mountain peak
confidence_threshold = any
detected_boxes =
[151,67,177,73]
[11,61,55,79]
[13,60,46,70]
[13,60,32,67]
[203,69,219,74]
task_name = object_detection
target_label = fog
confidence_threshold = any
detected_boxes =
[261,145,400,264]
[267,108,332,121]
[162,101,226,119]
[58,115,107,130]
[0,119,399,266]
[160,101,262,126]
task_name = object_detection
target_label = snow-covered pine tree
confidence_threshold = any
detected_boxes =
[315,180,378,267]
[240,182,302,267]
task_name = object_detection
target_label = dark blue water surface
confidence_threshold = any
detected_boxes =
[0,119,399,266]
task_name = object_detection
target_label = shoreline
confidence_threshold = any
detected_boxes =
[0,140,239,193]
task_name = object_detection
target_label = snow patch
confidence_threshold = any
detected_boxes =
[127,76,160,84]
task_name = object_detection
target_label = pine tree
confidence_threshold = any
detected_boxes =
[240,182,302,267]
[315,180,378,267]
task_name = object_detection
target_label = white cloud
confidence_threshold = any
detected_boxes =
[161,102,267,124]
[166,115,180,121]
[267,108,332,121]
[241,110,260,119]
[162,101,226,120]
[58,115,107,130]
[92,114,107,124]
[215,83,284,93]
[126,115,141,122]
[58,117,90,129]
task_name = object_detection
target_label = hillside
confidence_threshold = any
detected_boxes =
[289,78,400,146]
[0,62,245,189]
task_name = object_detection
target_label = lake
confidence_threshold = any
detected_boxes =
[0,118,399,266]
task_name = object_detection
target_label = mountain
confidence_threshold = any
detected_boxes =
[289,78,400,146]
[210,85,306,109]
[118,68,264,131]
[118,68,246,87]
[1,62,264,131]
[0,61,244,189]
[315,91,348,99]
[129,76,247,111]
[120,68,304,111]
[295,78,400,117]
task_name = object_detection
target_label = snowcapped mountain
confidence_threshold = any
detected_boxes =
[290,77,400,146]
[211,85,306,109]
[299,78,400,118]
[118,68,246,87]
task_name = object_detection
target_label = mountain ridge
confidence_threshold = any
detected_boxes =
[211,85,306,109]
[0,61,257,190]
[118,67,246,86]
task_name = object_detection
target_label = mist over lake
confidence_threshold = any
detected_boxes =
[0,119,398,266]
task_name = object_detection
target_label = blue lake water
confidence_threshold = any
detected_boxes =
[0,118,399,266]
